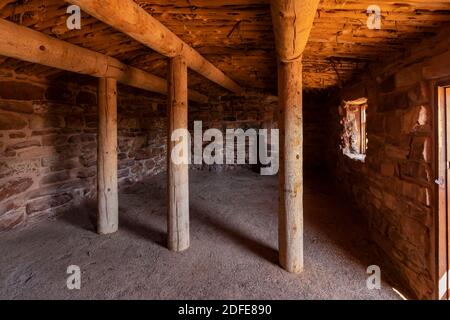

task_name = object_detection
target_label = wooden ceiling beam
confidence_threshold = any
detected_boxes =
[0,18,208,103]
[1,0,448,91]
[68,0,243,94]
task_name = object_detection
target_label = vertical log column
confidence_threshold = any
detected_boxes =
[167,55,190,252]
[97,78,118,235]
[271,0,319,274]
[278,58,303,273]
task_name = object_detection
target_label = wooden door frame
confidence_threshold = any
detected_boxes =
[424,51,450,299]
[434,78,450,300]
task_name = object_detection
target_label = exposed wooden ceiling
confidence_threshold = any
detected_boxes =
[0,0,450,95]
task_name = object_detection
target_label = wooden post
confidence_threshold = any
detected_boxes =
[167,56,190,252]
[97,78,119,235]
[278,58,303,273]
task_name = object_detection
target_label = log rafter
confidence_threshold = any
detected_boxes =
[0,18,208,103]
[0,0,449,91]
[68,0,243,94]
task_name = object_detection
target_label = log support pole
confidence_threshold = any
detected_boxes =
[167,56,190,252]
[278,58,303,273]
[97,78,119,235]
[271,0,319,274]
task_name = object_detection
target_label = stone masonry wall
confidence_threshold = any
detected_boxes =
[334,30,450,299]
[0,72,166,232]
[189,91,332,172]
[189,92,278,172]
[0,72,332,233]
[0,76,282,232]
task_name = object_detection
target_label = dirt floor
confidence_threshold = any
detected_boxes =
[0,169,403,299]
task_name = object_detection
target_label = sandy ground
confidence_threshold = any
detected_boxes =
[0,169,402,299]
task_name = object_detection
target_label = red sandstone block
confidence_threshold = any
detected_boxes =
[65,114,85,129]
[407,82,429,107]
[382,192,397,210]
[0,177,34,202]
[385,144,409,160]
[30,114,65,130]
[409,136,431,162]
[76,91,97,106]
[395,64,422,88]
[6,140,41,151]
[400,161,431,183]
[0,100,33,114]
[401,105,429,134]
[76,167,96,179]
[0,111,28,130]
[380,162,396,177]
[0,81,44,101]
[379,91,409,112]
[41,134,68,146]
[0,207,25,231]
[9,132,27,139]
[40,171,71,185]
[26,193,73,215]
[398,216,429,249]
[401,181,431,206]
[45,86,73,103]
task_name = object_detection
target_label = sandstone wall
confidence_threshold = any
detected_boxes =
[0,70,332,233]
[0,72,167,231]
[189,92,278,172]
[334,29,450,299]
[190,91,332,172]
[0,74,282,231]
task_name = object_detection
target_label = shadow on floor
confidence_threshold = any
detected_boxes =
[55,169,408,298]
[302,172,411,298]
[119,211,166,247]
[190,203,278,265]
[58,201,97,233]
[1,169,406,299]
[59,200,167,248]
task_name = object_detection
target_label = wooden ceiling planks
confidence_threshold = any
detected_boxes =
[0,0,449,93]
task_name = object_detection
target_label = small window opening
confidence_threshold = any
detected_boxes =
[341,98,368,161]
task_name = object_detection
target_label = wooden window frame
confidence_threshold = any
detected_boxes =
[342,99,368,159]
